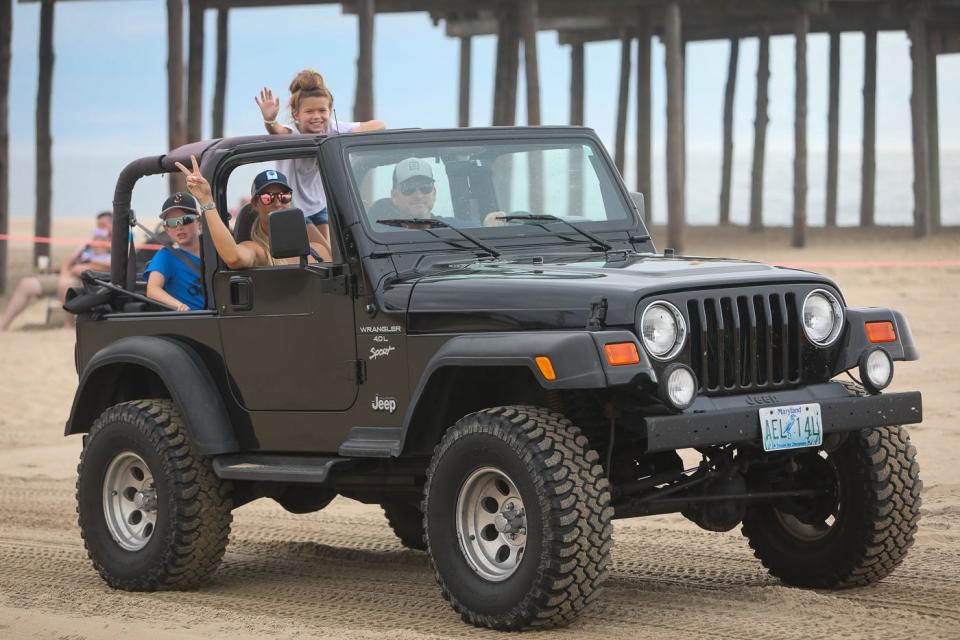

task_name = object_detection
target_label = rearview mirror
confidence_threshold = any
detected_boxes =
[268,208,310,262]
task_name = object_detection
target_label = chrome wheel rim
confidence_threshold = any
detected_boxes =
[455,466,527,582]
[102,451,158,551]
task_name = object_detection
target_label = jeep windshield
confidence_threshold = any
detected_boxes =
[347,139,637,251]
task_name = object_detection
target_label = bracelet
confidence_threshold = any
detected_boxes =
[264,119,277,126]
[199,202,217,213]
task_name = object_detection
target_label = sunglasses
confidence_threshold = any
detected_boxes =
[163,214,199,228]
[258,191,294,205]
[399,183,434,196]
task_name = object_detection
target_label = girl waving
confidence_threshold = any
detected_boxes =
[256,69,385,240]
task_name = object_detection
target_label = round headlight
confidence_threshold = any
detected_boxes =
[640,301,686,360]
[802,289,844,346]
[859,348,893,393]
[660,364,697,410]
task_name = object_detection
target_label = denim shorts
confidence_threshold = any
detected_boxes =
[306,208,328,225]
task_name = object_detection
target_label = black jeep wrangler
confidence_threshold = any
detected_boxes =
[65,127,922,630]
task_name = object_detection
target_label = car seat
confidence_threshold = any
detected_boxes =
[234,203,256,242]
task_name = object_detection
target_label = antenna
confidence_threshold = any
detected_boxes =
[331,107,341,135]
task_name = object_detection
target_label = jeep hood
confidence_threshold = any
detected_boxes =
[403,254,836,333]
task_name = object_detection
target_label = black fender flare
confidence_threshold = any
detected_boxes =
[834,307,920,373]
[65,336,239,455]
[396,330,653,454]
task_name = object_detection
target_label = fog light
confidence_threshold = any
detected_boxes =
[660,364,697,411]
[859,348,893,394]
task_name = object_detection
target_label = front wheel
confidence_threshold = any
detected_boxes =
[742,425,921,588]
[76,399,233,591]
[424,406,613,630]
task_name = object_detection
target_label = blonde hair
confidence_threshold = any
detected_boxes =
[289,69,334,118]
[249,217,280,266]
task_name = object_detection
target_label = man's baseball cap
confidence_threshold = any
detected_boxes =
[251,169,292,196]
[393,158,434,185]
[161,191,199,218]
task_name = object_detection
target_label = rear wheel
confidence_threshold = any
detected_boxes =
[382,501,427,550]
[77,399,233,591]
[742,425,921,588]
[424,406,612,630]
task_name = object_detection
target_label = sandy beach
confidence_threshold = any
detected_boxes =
[0,218,958,639]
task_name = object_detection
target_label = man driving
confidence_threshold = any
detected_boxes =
[391,158,436,217]
[368,157,437,223]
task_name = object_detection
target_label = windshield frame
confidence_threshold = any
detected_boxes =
[336,128,645,253]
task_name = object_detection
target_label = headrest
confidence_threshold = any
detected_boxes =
[234,203,257,242]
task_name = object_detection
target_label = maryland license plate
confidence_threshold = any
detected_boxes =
[759,403,823,452]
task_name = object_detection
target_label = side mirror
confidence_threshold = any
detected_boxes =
[629,192,646,220]
[268,208,310,262]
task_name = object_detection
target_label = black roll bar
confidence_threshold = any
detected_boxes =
[110,155,165,285]
[109,136,274,287]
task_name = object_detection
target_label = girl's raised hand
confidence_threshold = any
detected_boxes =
[174,155,213,203]
[255,87,280,122]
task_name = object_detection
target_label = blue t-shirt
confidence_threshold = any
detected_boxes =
[144,247,204,310]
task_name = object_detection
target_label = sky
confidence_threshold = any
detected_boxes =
[6,0,960,224]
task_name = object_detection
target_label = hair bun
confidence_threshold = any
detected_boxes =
[288,68,334,115]
[289,69,327,94]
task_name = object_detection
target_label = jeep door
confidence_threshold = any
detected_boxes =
[214,264,358,411]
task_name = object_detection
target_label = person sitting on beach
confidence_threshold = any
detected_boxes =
[0,211,112,331]
[256,69,385,241]
[175,157,331,268]
[144,192,204,311]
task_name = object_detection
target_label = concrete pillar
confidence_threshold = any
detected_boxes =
[167,0,185,193]
[665,3,685,252]
[458,36,471,127]
[354,0,375,121]
[825,30,840,227]
[860,28,876,227]
[793,12,808,248]
[211,8,229,139]
[34,0,54,264]
[909,11,930,238]
[719,38,739,225]
[749,30,770,232]
[636,19,652,222]
[186,0,205,143]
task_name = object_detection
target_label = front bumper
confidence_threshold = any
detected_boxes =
[643,389,922,453]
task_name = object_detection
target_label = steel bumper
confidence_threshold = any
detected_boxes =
[644,391,922,453]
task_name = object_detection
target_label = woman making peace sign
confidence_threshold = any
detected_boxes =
[175,155,331,268]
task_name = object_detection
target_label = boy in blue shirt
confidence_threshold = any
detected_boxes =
[144,192,204,311]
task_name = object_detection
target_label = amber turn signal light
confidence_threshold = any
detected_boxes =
[535,356,557,381]
[865,321,896,343]
[604,342,641,366]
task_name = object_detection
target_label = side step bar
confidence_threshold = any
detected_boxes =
[213,454,350,483]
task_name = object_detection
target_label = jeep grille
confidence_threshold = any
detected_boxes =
[686,292,802,393]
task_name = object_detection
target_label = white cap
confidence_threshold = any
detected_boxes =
[393,157,434,185]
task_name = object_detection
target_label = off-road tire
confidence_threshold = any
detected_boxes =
[424,406,613,630]
[382,501,427,550]
[742,423,921,588]
[77,399,233,591]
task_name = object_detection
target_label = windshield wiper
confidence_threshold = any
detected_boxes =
[497,214,613,252]
[376,218,501,258]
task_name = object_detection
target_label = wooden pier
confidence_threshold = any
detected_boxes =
[3,0,959,290]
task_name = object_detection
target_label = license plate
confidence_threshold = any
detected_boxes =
[759,403,823,452]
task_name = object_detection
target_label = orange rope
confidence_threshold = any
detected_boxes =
[0,234,164,251]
